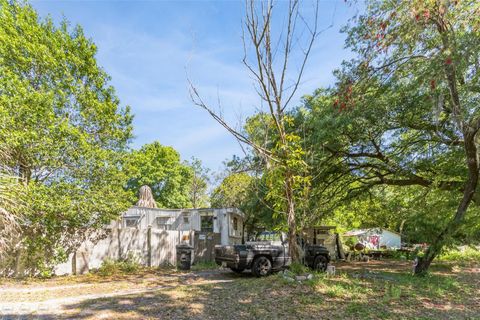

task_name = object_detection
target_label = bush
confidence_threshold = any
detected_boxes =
[386,250,410,260]
[343,236,357,250]
[119,258,140,273]
[97,256,140,276]
[97,259,119,276]
[288,262,310,275]
[438,247,480,264]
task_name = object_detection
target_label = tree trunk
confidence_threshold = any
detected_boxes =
[285,173,299,262]
[414,221,459,274]
[399,219,406,235]
[414,130,478,275]
[18,161,31,185]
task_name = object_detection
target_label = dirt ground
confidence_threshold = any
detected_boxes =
[0,260,479,320]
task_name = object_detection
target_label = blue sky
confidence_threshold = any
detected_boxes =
[32,0,360,172]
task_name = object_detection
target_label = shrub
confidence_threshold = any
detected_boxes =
[288,262,310,275]
[437,247,480,264]
[97,259,120,276]
[343,236,357,250]
[388,250,410,260]
[97,255,140,276]
[119,258,139,273]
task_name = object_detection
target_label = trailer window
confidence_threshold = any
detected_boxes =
[125,218,138,228]
[201,216,213,232]
[233,217,238,231]
[156,217,171,230]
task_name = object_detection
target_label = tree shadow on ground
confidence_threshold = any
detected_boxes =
[1,262,478,320]
[0,271,258,320]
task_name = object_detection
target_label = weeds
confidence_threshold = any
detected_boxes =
[1,260,477,319]
[97,256,140,276]
[383,283,402,302]
[191,261,218,271]
[438,247,480,264]
[288,262,310,275]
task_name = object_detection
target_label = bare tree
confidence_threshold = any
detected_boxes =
[190,0,320,261]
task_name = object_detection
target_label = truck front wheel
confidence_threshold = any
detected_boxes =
[313,255,328,272]
[252,256,272,277]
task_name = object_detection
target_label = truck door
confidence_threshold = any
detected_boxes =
[281,232,291,267]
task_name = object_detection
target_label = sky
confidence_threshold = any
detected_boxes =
[31,0,361,172]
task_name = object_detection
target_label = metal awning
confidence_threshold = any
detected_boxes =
[343,229,369,237]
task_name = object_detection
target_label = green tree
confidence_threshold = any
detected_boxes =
[0,0,133,275]
[211,172,253,209]
[212,171,276,241]
[305,0,480,274]
[188,157,210,208]
[125,142,193,208]
[323,186,471,245]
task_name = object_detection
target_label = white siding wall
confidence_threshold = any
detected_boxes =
[122,207,244,246]
[55,207,245,275]
[351,228,401,250]
[55,228,193,275]
[150,229,193,266]
[379,230,401,249]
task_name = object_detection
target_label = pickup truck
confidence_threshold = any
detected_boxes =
[214,232,330,277]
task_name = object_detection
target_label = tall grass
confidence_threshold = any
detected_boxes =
[97,256,141,276]
[438,247,480,264]
[288,262,311,275]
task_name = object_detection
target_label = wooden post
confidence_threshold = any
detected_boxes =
[14,249,21,278]
[147,226,152,267]
[72,251,77,275]
[336,233,346,260]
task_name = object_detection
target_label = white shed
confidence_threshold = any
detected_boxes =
[343,228,401,249]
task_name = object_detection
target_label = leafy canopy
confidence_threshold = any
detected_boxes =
[302,0,480,252]
[0,0,133,275]
[124,141,193,209]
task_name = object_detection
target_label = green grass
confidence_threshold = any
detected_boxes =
[287,262,311,275]
[1,259,477,319]
[437,246,480,264]
[264,261,477,319]
[190,260,219,271]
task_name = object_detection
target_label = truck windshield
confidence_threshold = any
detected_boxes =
[256,232,282,242]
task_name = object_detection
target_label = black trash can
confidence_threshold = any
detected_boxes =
[176,243,193,270]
